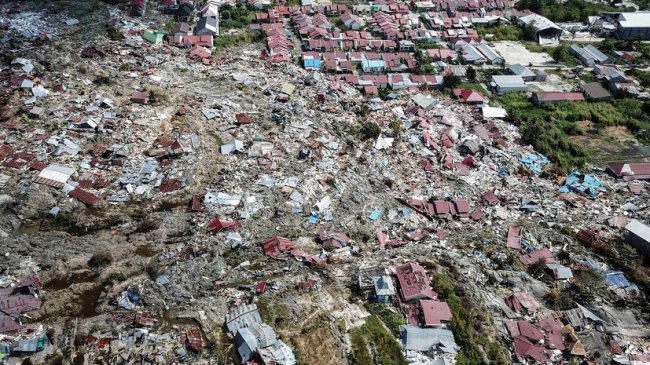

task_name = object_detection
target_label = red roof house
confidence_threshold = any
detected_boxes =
[453,88,486,104]
[420,299,452,327]
[395,262,436,301]
[531,92,584,106]
[607,162,650,180]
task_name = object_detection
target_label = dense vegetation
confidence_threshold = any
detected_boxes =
[350,315,408,365]
[219,3,255,31]
[515,0,617,22]
[433,273,510,365]
[627,68,650,87]
[550,43,582,66]
[600,38,650,65]
[497,93,646,169]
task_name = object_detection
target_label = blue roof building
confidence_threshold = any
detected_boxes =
[304,59,321,69]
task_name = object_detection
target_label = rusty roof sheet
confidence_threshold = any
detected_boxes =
[69,188,99,206]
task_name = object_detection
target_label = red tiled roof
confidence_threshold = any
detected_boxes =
[505,292,541,313]
[0,294,41,315]
[513,336,548,362]
[187,195,204,212]
[0,313,22,333]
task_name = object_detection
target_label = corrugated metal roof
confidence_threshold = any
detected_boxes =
[625,219,650,243]
[34,164,75,188]
[400,325,457,353]
[618,12,650,29]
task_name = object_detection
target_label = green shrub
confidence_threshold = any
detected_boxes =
[359,316,408,365]
[213,31,264,51]
[515,0,616,22]
[350,330,373,365]
[477,25,524,41]
[433,273,510,365]
[88,251,113,268]
[359,122,381,141]
[365,304,405,336]
[497,93,645,169]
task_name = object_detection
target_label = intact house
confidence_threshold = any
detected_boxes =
[570,44,609,66]
[531,92,585,106]
[475,43,504,65]
[175,1,195,22]
[373,276,396,303]
[490,75,527,94]
[341,11,362,30]
[453,88,486,105]
[394,262,436,301]
[459,44,486,65]
[607,162,650,180]
[581,82,612,101]
[195,16,219,36]
[400,326,458,356]
[361,55,385,73]
[420,299,452,327]
[508,63,536,82]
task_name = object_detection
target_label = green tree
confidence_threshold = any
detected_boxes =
[600,38,615,52]
[443,74,460,89]
[619,244,640,265]
[522,20,538,41]
[574,269,609,302]
[466,66,477,81]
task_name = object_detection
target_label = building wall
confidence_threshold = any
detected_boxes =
[625,232,650,258]
[616,27,650,40]
[497,85,527,94]
[376,294,391,303]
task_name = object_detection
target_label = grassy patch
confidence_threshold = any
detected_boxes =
[496,93,645,169]
[550,43,582,67]
[257,297,288,328]
[433,272,509,365]
[365,304,405,337]
[457,82,487,94]
[477,25,523,41]
[357,316,408,365]
[213,31,264,51]
[350,330,373,365]
[523,42,582,66]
